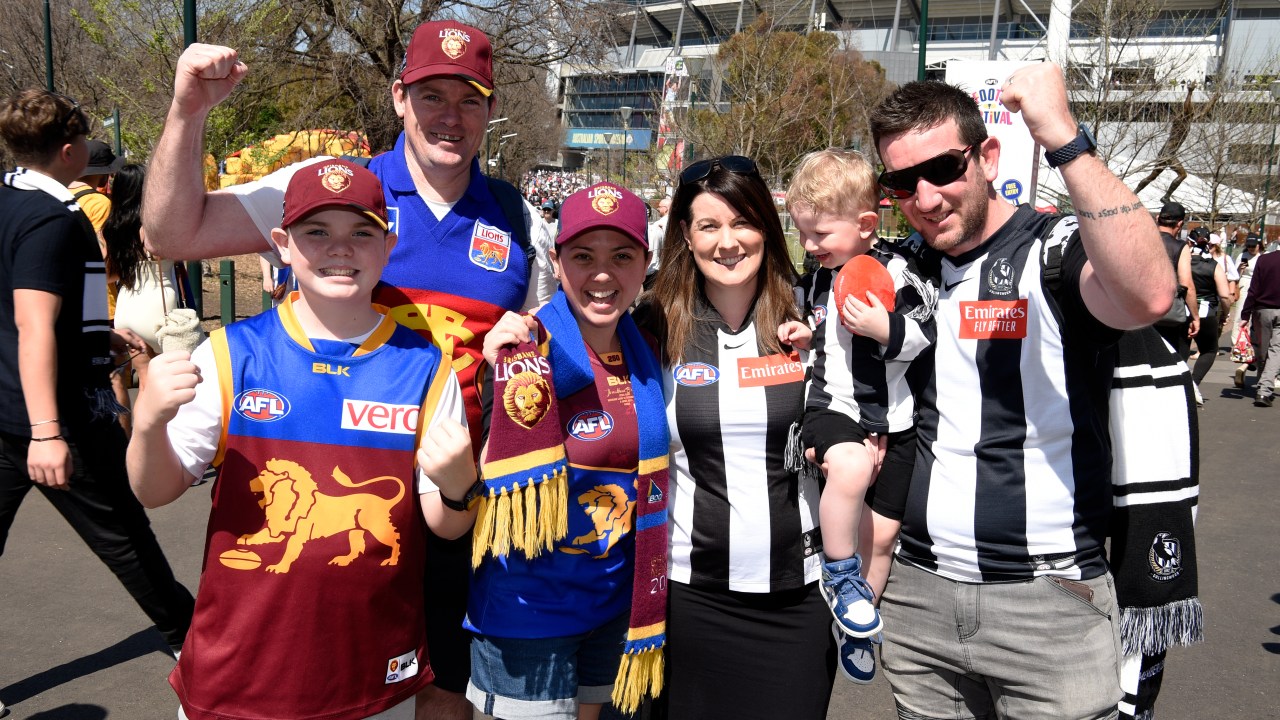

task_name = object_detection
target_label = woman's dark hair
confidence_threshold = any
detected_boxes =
[103,163,147,289]
[641,157,799,365]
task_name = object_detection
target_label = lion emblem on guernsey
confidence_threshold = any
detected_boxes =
[560,484,634,559]
[235,459,405,574]
[502,371,552,429]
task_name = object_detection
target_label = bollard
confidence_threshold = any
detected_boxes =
[219,259,236,326]
[186,260,204,317]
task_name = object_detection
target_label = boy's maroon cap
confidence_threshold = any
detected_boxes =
[556,182,649,249]
[400,20,494,97]
[282,160,388,230]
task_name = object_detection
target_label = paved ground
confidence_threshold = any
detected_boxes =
[1,355,1276,719]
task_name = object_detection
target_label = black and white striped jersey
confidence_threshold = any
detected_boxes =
[665,299,821,593]
[799,245,937,434]
[898,207,1121,583]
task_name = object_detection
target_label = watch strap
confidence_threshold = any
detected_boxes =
[1046,126,1095,168]
[439,475,485,512]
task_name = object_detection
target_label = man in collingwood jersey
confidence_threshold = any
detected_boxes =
[868,65,1173,718]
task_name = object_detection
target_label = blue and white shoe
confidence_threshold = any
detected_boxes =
[833,622,881,684]
[819,555,883,637]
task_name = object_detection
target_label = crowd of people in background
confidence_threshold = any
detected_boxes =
[7,15,1279,720]
[521,169,595,211]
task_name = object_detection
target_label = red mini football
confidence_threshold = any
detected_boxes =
[835,255,896,313]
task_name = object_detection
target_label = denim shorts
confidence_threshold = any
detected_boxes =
[466,611,629,719]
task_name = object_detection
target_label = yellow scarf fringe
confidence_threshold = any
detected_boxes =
[471,467,569,568]
[611,646,664,714]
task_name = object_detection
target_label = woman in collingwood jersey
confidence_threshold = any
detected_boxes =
[636,156,835,719]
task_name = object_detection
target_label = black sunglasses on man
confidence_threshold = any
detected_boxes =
[878,145,979,200]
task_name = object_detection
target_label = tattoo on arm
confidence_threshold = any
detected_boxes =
[1076,201,1145,221]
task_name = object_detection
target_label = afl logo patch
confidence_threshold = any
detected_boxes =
[673,362,720,386]
[567,410,614,441]
[1147,531,1182,582]
[812,306,827,326]
[987,258,1016,296]
[234,388,291,422]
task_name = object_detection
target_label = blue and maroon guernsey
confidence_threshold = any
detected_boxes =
[465,349,640,638]
[172,297,450,720]
[371,138,531,446]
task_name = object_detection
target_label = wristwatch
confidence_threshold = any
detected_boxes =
[1045,124,1097,168]
[440,475,486,512]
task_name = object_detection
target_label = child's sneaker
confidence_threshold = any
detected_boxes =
[819,555,882,637]
[832,622,881,684]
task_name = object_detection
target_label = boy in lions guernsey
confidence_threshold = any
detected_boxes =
[127,160,482,720]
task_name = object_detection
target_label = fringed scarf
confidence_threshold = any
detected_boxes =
[478,290,669,713]
[471,318,570,566]
[1109,327,1204,720]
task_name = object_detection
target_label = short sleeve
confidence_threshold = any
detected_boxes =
[167,339,224,481]
[416,368,469,494]
[222,156,330,254]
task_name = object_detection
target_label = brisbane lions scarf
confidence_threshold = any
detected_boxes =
[476,290,669,713]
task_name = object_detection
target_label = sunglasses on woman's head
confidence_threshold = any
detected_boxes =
[679,155,759,186]
[878,145,977,200]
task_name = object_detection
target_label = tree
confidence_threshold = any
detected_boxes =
[676,16,890,184]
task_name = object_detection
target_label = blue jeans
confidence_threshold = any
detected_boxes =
[880,558,1121,720]
[467,611,629,719]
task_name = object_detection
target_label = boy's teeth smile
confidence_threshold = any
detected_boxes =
[321,267,356,277]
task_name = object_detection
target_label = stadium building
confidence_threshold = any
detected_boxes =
[551,0,1280,225]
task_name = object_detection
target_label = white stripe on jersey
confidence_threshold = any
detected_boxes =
[905,209,1111,582]
[666,316,820,593]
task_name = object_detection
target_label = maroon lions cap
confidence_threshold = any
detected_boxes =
[556,182,649,249]
[281,160,388,230]
[401,20,494,97]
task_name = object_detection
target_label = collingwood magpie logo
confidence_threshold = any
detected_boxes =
[987,258,1016,295]
[1147,531,1182,582]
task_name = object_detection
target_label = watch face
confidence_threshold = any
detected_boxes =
[1079,124,1097,149]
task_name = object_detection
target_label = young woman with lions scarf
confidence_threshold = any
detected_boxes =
[467,182,668,720]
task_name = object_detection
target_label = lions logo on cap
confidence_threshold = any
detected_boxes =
[588,185,623,216]
[318,164,354,194]
[439,28,470,59]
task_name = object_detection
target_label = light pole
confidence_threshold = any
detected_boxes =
[619,105,633,188]
[1261,82,1280,238]
[602,132,615,181]
[497,132,518,179]
[485,117,508,168]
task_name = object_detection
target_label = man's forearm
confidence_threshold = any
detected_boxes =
[1062,154,1172,324]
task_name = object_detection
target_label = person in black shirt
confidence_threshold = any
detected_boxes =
[0,89,194,672]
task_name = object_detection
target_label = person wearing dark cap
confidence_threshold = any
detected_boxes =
[129,160,480,720]
[143,22,556,719]
[1153,202,1198,357]
[0,88,194,678]
[70,139,125,233]
[472,182,666,719]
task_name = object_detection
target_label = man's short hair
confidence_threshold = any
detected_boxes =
[0,89,90,166]
[870,81,988,155]
[786,148,880,221]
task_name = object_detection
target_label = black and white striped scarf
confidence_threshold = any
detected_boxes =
[1109,327,1204,720]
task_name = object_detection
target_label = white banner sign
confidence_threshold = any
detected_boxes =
[945,60,1040,207]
